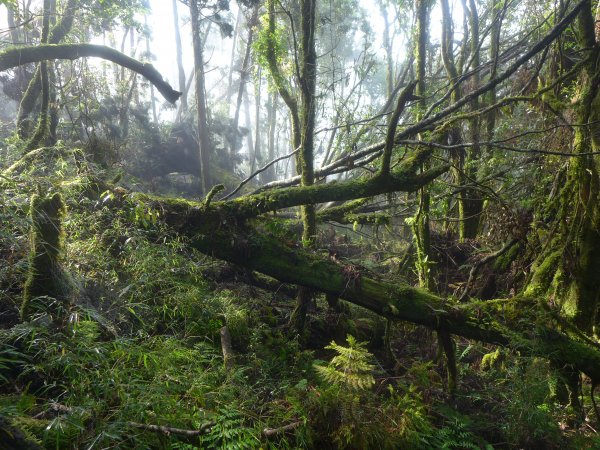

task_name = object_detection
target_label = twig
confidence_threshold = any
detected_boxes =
[263,420,302,437]
[222,147,300,200]
[32,402,72,419]
[127,421,214,436]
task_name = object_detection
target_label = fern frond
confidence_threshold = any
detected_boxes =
[315,335,375,391]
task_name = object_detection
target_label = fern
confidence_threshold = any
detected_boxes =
[315,335,375,391]
[199,407,258,450]
[426,418,482,450]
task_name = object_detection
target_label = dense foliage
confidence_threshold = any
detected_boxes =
[1,0,600,448]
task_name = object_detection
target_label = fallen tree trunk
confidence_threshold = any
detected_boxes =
[0,44,181,103]
[143,147,448,230]
[182,226,600,382]
[127,147,600,383]
[139,178,600,382]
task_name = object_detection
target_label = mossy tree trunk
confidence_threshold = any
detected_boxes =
[412,0,434,290]
[525,0,600,337]
[25,0,52,152]
[262,0,318,332]
[290,0,318,333]
[21,193,68,321]
[17,0,77,139]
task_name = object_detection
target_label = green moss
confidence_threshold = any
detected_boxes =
[493,242,520,271]
[524,249,562,298]
[21,192,69,321]
[480,348,504,371]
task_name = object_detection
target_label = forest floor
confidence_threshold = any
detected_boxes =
[1,158,599,449]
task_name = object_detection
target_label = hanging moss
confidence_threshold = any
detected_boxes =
[21,192,68,321]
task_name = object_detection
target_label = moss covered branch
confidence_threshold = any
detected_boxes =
[144,148,448,231]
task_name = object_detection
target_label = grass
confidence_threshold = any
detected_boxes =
[0,157,599,449]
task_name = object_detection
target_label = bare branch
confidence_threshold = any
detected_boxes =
[127,421,214,436]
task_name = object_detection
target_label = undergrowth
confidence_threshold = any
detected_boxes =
[0,155,599,449]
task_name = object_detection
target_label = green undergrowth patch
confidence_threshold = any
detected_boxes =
[0,169,599,449]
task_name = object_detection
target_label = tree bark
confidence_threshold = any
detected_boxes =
[190,0,211,194]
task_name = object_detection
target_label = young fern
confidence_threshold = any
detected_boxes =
[315,335,375,391]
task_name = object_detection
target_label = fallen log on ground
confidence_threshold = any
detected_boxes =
[96,135,597,384]
[184,226,600,382]
[134,188,600,383]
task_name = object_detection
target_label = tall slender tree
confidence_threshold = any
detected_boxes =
[189,0,211,194]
